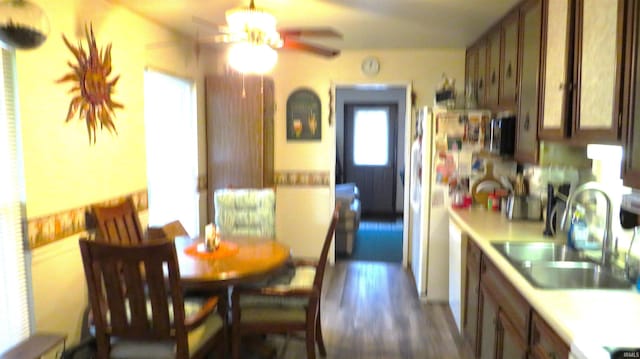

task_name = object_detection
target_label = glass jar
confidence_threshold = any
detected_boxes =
[0,0,49,49]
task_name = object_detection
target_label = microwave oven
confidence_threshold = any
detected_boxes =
[485,114,516,155]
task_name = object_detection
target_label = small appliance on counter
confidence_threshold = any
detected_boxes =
[543,182,571,236]
[485,111,516,156]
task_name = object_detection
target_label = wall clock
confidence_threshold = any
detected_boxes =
[361,56,380,75]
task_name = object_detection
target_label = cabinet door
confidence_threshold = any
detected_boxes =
[463,240,481,355]
[478,42,488,107]
[572,0,623,142]
[515,0,542,164]
[623,0,640,189]
[497,311,528,359]
[530,312,569,359]
[500,13,519,106]
[487,31,501,106]
[478,280,499,359]
[466,48,479,104]
[540,0,572,140]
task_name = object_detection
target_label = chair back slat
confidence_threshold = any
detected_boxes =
[145,260,172,335]
[121,262,149,332]
[93,197,145,245]
[79,239,186,344]
[313,206,340,290]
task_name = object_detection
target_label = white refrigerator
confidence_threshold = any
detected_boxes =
[409,106,489,303]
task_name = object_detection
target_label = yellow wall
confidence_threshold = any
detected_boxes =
[269,49,465,258]
[19,0,206,345]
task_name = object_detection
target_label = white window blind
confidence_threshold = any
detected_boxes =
[0,48,31,352]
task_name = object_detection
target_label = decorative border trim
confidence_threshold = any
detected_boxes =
[274,171,330,186]
[27,189,148,249]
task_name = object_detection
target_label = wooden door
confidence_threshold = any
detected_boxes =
[478,281,499,359]
[497,311,528,359]
[539,0,573,140]
[515,0,542,164]
[500,13,520,106]
[487,31,502,106]
[572,0,624,143]
[344,104,398,216]
[205,75,274,220]
[622,0,640,189]
[466,47,479,104]
[463,240,481,356]
[478,42,489,107]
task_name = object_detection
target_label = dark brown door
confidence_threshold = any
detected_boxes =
[344,103,397,216]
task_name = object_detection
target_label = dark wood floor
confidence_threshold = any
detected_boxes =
[243,260,465,359]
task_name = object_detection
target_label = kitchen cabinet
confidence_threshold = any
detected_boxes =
[478,280,499,359]
[460,235,569,359]
[515,0,542,164]
[487,31,501,107]
[205,74,274,221]
[477,255,530,359]
[539,0,572,140]
[622,0,640,189]
[572,0,624,143]
[500,12,520,106]
[463,239,481,355]
[530,311,570,359]
[497,311,528,359]
[478,42,488,107]
[466,47,479,107]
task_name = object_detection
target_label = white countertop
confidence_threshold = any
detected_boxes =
[448,207,640,359]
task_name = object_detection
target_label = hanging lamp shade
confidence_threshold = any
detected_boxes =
[228,42,278,74]
[0,0,49,49]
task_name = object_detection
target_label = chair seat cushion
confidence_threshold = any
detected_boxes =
[109,309,223,359]
[238,266,316,310]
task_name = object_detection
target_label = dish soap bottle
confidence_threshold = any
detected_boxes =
[567,206,588,249]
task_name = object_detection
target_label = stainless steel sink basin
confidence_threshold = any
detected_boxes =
[517,261,631,289]
[491,242,631,289]
[492,242,585,263]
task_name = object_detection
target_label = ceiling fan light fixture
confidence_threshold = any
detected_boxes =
[228,41,277,74]
[225,4,281,48]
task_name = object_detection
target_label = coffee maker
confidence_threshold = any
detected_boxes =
[543,182,571,237]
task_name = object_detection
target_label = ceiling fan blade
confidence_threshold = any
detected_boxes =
[282,38,340,57]
[278,27,342,38]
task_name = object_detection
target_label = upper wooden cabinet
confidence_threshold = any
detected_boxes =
[478,42,489,107]
[515,0,543,164]
[622,0,640,188]
[539,0,572,140]
[571,0,624,143]
[486,31,502,107]
[500,13,520,106]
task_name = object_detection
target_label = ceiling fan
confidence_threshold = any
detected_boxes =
[194,0,342,58]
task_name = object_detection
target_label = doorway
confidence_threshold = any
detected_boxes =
[143,70,199,236]
[335,85,409,264]
[344,103,398,216]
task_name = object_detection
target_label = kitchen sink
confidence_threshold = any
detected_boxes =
[491,242,631,289]
[517,261,631,289]
[492,242,585,263]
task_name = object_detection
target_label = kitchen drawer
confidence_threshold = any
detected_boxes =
[530,311,569,359]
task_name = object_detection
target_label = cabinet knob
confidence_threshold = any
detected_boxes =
[559,83,564,90]
[479,79,484,90]
[506,63,512,78]
[524,113,530,131]
[491,71,496,84]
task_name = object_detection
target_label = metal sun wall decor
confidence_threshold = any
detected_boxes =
[57,24,123,144]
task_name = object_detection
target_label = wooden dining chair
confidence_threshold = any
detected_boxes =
[92,197,145,245]
[230,207,339,359]
[79,238,227,359]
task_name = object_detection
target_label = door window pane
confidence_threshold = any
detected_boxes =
[353,108,389,166]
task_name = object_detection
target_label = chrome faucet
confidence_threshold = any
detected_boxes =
[560,182,616,267]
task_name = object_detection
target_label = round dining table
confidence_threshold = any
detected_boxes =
[174,235,291,290]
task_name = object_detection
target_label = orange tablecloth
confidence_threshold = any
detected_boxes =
[184,240,239,259]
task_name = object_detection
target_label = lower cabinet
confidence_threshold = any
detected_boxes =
[530,311,570,359]
[462,238,569,359]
